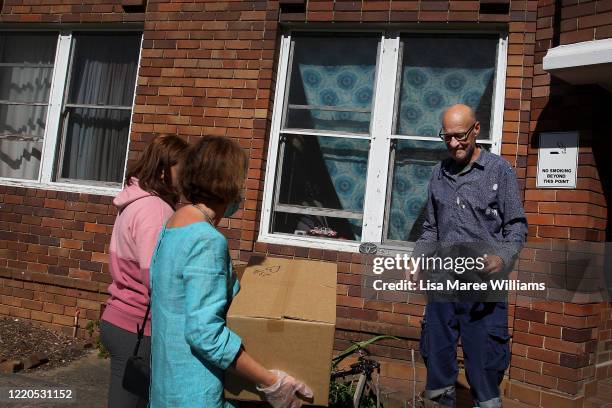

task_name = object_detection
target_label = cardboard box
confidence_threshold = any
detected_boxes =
[225,256,337,406]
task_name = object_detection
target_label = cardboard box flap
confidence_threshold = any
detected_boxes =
[228,256,336,324]
[282,262,336,324]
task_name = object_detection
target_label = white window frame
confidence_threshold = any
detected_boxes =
[0,28,143,196]
[259,28,508,253]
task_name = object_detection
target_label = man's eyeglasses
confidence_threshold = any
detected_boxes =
[439,122,477,142]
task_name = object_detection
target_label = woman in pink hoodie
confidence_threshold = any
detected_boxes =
[100,134,189,408]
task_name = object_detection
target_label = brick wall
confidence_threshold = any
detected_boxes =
[507,295,601,404]
[0,188,115,335]
[557,0,612,44]
[534,0,612,47]
[0,0,145,23]
[500,0,612,403]
[596,305,612,378]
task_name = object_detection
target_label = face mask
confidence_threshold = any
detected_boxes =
[224,201,240,218]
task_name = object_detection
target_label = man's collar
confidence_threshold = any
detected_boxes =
[439,145,489,178]
[471,146,490,169]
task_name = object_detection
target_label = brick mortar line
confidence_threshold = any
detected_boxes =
[0,268,106,294]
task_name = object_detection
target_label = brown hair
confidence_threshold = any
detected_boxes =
[125,134,189,208]
[180,136,248,206]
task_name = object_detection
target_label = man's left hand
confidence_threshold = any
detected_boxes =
[482,255,505,275]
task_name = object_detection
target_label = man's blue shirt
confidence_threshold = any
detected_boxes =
[416,148,528,266]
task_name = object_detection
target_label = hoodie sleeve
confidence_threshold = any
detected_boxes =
[130,197,174,289]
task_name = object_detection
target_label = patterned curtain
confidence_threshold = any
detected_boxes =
[396,36,497,139]
[280,36,378,239]
[387,140,448,242]
[386,35,498,242]
[295,52,375,214]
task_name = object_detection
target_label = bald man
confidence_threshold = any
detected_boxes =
[413,104,527,407]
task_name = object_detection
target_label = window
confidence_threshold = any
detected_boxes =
[0,33,56,180]
[0,31,141,192]
[271,34,377,242]
[261,30,507,252]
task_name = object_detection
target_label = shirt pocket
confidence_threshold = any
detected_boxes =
[431,183,457,215]
[467,188,502,231]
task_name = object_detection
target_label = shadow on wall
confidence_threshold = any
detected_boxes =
[530,80,612,299]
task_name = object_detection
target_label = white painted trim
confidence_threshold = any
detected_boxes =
[0,178,120,196]
[40,32,71,183]
[275,203,362,219]
[120,33,145,187]
[259,34,292,242]
[258,231,361,253]
[543,38,612,71]
[361,35,399,243]
[53,32,77,182]
[491,34,508,155]
[280,128,370,140]
[258,231,421,255]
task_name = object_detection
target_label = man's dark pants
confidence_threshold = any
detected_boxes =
[420,301,510,407]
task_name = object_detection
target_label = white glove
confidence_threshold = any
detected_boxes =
[256,369,313,408]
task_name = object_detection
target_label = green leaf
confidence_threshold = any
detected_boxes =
[332,335,399,368]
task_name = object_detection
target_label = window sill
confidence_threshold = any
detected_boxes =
[258,232,362,253]
[0,178,120,197]
[257,232,417,255]
[257,234,414,256]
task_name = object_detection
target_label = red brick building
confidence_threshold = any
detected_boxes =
[0,0,611,406]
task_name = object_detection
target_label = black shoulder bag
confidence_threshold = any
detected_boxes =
[122,300,151,399]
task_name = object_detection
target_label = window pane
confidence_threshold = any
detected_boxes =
[0,33,57,180]
[68,33,141,106]
[58,33,140,184]
[287,108,371,134]
[0,33,56,64]
[277,135,369,211]
[396,36,497,139]
[284,35,378,133]
[0,67,53,103]
[0,138,42,180]
[385,140,448,242]
[60,108,131,183]
[0,104,47,139]
[272,134,369,241]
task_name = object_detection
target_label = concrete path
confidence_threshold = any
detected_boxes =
[1,350,110,407]
[0,352,263,408]
[0,351,538,408]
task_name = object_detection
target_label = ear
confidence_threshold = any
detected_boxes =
[473,121,481,138]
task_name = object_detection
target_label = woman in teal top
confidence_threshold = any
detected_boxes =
[149,136,312,408]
